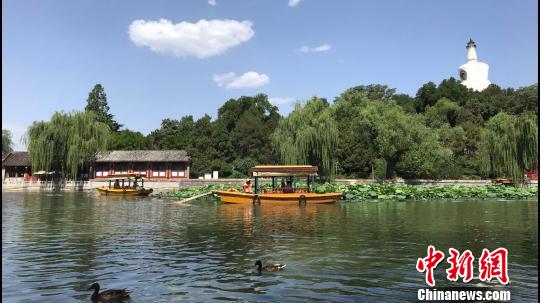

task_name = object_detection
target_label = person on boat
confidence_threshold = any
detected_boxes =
[133,180,139,189]
[242,179,252,193]
[283,180,294,194]
[113,180,120,189]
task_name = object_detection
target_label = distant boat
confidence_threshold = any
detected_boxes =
[213,165,342,205]
[96,173,153,196]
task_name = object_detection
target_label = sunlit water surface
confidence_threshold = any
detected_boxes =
[2,192,538,302]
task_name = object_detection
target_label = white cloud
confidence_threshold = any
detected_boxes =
[289,0,301,7]
[299,44,332,53]
[269,97,296,105]
[208,0,216,6]
[129,19,254,58]
[213,71,270,89]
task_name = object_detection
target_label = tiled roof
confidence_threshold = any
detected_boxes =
[2,152,32,167]
[96,150,190,162]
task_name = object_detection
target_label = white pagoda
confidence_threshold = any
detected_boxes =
[458,39,491,91]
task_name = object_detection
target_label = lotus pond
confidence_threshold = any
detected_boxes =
[160,183,537,200]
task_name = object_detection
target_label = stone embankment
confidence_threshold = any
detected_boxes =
[3,178,536,193]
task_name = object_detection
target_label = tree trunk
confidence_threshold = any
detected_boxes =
[385,159,395,180]
[385,152,404,180]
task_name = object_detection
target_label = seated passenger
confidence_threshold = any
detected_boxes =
[283,181,294,193]
[242,179,252,193]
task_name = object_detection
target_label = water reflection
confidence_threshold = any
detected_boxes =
[2,192,538,302]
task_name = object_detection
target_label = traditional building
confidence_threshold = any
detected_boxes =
[93,150,191,180]
[459,39,491,91]
[2,151,33,180]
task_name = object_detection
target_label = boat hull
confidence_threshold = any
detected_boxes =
[213,190,342,204]
[97,187,153,196]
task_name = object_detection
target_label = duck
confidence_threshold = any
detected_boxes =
[255,260,286,273]
[88,282,130,302]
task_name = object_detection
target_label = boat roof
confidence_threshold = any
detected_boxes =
[250,165,318,177]
[106,173,145,180]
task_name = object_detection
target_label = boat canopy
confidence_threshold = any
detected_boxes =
[250,165,318,177]
[106,173,145,180]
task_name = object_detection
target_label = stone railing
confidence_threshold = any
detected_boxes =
[3,178,537,192]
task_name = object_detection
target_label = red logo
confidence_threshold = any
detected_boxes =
[416,245,445,287]
[479,248,509,284]
[446,248,474,283]
[417,246,509,286]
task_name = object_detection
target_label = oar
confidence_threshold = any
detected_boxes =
[175,191,213,204]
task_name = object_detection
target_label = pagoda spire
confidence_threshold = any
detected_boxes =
[466,38,477,62]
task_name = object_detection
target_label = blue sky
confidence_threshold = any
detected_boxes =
[2,0,538,150]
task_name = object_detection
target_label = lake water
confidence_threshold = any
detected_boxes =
[2,192,538,302]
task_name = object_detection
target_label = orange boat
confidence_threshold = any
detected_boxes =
[213,165,343,205]
[96,173,153,196]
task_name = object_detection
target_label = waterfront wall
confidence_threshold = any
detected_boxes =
[2,178,537,192]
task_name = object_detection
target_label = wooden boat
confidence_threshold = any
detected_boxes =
[213,165,343,205]
[96,173,153,196]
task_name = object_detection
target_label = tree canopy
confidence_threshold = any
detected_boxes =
[271,97,338,180]
[3,129,13,154]
[482,113,538,184]
[85,84,122,131]
[21,77,538,183]
[355,101,434,179]
[110,129,148,150]
[25,111,111,179]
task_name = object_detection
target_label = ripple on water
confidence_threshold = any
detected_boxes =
[1,192,538,302]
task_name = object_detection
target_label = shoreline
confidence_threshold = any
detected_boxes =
[2,178,537,193]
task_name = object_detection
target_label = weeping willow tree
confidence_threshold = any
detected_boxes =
[25,111,111,180]
[482,112,538,185]
[271,97,338,181]
[3,129,14,154]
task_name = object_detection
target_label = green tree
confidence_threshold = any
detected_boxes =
[415,81,438,112]
[332,93,376,178]
[482,113,538,184]
[271,97,338,181]
[190,115,215,177]
[338,84,396,102]
[509,83,538,115]
[436,77,470,105]
[84,84,122,131]
[392,94,416,113]
[110,129,148,150]
[462,84,514,122]
[25,111,110,179]
[231,109,271,162]
[210,121,235,175]
[217,94,280,163]
[355,101,431,179]
[231,157,258,177]
[396,123,454,179]
[147,116,194,150]
[424,98,463,128]
[2,129,13,154]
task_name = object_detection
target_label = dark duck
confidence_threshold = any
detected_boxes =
[255,260,286,273]
[88,282,130,302]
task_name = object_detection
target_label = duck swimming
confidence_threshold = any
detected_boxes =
[88,282,130,302]
[255,260,286,273]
